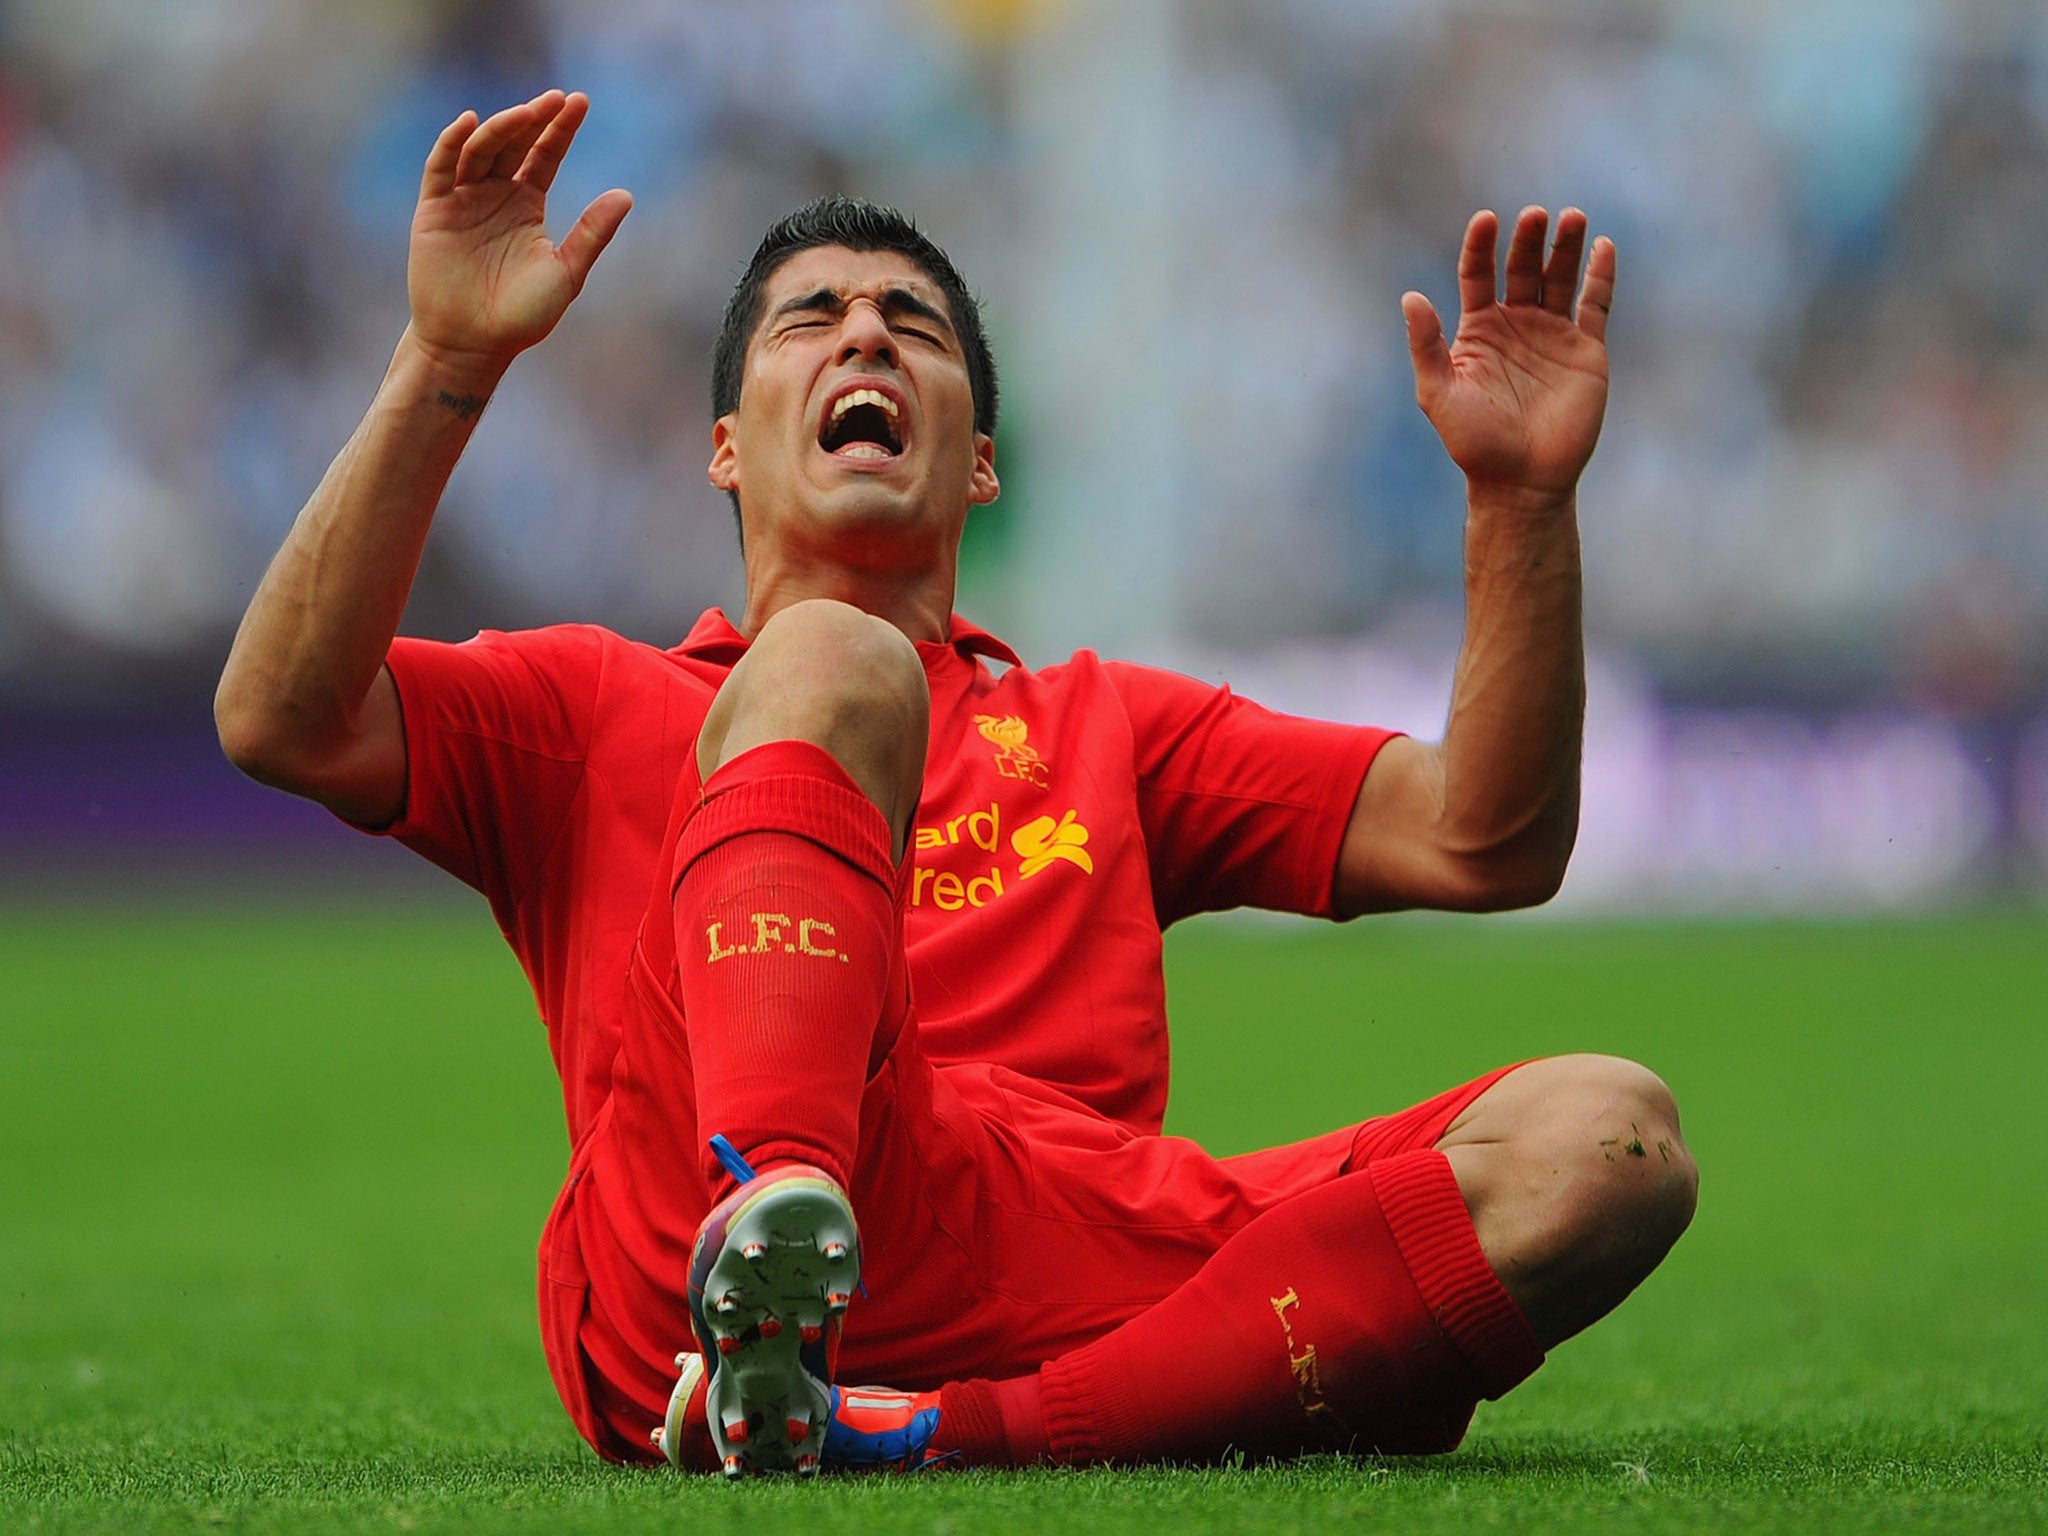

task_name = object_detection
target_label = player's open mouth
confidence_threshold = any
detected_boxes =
[818,383,905,463]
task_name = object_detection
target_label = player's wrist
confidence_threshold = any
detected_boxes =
[1464,479,1578,523]
[392,325,515,419]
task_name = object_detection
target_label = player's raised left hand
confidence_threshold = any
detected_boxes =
[1402,206,1614,504]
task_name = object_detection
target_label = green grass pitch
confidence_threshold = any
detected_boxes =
[3,898,2043,1533]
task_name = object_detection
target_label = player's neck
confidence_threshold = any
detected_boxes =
[736,554,957,648]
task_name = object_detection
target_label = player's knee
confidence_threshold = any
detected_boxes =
[759,598,926,710]
[699,600,930,834]
[1457,1055,1697,1346]
[714,601,928,758]
[1541,1054,1698,1262]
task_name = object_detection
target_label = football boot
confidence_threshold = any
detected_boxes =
[679,1138,860,1479]
[656,1356,951,1474]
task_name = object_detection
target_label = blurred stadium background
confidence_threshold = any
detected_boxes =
[1,0,2044,912]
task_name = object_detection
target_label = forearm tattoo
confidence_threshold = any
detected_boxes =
[436,390,488,422]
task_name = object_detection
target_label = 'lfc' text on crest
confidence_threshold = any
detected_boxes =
[973,714,1050,788]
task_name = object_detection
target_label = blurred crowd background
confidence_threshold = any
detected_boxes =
[1,0,2044,909]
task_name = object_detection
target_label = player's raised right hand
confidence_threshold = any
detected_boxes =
[407,91,632,375]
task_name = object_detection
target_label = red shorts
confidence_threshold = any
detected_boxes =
[539,764,1524,1462]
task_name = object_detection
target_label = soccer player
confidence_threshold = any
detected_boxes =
[217,91,1696,1476]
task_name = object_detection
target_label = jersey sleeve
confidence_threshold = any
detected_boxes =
[1104,660,1399,925]
[365,625,606,920]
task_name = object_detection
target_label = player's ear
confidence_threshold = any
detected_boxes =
[968,431,999,506]
[708,415,739,492]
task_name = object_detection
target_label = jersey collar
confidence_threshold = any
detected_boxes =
[674,608,1021,668]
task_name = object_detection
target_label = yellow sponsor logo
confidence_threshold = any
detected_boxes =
[909,800,1092,910]
[973,714,1050,788]
[1013,810,1092,877]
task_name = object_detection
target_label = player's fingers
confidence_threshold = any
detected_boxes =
[1502,205,1548,307]
[1401,291,1452,404]
[1457,209,1499,318]
[1541,207,1587,317]
[420,110,477,200]
[1575,235,1617,344]
[490,90,566,180]
[557,189,634,291]
[454,96,546,186]
[518,90,590,193]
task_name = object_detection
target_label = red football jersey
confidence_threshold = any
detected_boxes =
[374,609,1395,1142]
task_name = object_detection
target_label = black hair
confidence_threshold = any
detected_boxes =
[710,197,999,527]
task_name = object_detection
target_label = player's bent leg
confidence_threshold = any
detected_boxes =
[863,1063,1692,1470]
[1438,1053,1699,1349]
[637,600,935,1476]
[696,597,930,857]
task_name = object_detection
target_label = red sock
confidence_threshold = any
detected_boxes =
[936,1149,1542,1464]
[672,740,903,1196]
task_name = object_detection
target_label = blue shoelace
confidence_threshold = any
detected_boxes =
[708,1133,759,1185]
